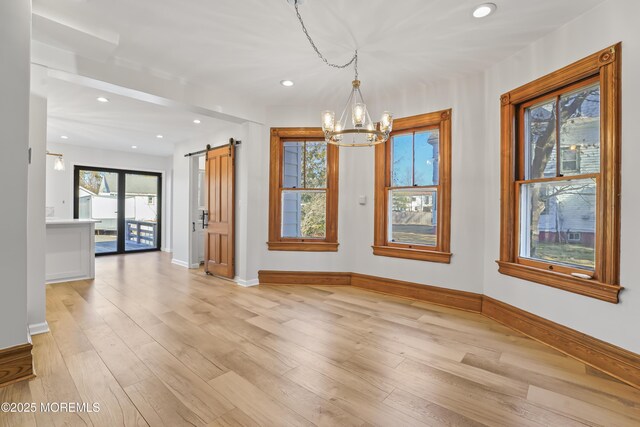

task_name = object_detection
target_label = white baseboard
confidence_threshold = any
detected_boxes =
[171,258,202,269]
[171,258,189,268]
[234,277,259,287]
[29,321,50,336]
[161,247,172,253]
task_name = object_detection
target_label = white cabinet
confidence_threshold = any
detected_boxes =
[45,219,99,283]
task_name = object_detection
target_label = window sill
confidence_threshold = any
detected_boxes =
[496,260,622,303]
[372,245,452,263]
[267,241,339,252]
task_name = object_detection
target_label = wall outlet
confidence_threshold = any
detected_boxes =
[358,195,367,205]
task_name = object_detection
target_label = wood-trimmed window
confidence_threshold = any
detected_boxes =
[498,43,622,303]
[373,110,452,263]
[268,128,339,251]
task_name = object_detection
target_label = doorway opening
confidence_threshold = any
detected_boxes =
[74,166,162,255]
[189,154,207,268]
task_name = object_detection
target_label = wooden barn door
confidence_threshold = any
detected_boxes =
[204,144,235,278]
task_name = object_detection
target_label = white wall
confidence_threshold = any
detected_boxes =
[349,74,487,294]
[46,143,173,250]
[482,0,640,353]
[235,122,264,284]
[28,64,48,334]
[0,0,31,349]
[252,75,487,295]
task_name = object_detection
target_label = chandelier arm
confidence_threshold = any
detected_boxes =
[364,106,375,127]
[293,2,358,79]
[355,86,367,108]
[337,88,355,126]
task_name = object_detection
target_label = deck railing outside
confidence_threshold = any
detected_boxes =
[126,220,157,247]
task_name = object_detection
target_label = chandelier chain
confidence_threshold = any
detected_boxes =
[294,2,358,79]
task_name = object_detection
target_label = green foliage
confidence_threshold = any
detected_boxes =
[304,142,327,188]
[295,142,327,238]
[300,193,326,238]
[392,192,412,211]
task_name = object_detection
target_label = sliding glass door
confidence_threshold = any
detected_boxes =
[74,166,162,255]
[124,173,160,252]
[76,169,120,253]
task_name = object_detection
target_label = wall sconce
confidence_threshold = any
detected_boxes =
[47,151,65,171]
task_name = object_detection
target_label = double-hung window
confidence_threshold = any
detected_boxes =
[498,44,621,302]
[518,78,600,272]
[268,128,339,251]
[373,110,452,263]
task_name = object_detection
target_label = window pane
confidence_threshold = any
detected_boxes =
[391,133,413,187]
[283,142,303,188]
[304,142,327,188]
[78,170,119,254]
[281,191,326,239]
[414,129,439,186]
[519,178,596,270]
[559,83,600,176]
[125,174,159,251]
[525,99,557,179]
[389,189,437,246]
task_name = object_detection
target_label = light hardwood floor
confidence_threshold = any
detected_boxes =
[2,252,640,426]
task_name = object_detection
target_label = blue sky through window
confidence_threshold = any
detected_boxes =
[392,133,413,187]
[392,131,438,187]
[415,131,437,186]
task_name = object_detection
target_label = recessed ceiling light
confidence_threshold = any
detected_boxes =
[131,145,138,149]
[473,3,497,18]
[156,134,164,139]
[96,96,110,103]
[280,80,294,87]
[60,135,69,139]
[193,119,201,124]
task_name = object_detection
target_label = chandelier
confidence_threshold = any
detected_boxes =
[291,0,393,147]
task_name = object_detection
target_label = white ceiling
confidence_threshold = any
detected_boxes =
[37,0,604,153]
[47,78,230,156]
[34,0,603,106]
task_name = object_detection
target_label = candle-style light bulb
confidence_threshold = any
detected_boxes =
[322,111,335,132]
[352,103,366,127]
[366,122,375,142]
[380,111,393,132]
[333,122,343,142]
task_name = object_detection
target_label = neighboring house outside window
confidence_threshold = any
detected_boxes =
[568,232,582,243]
[498,44,622,303]
[268,128,339,251]
[373,110,452,263]
[536,104,599,251]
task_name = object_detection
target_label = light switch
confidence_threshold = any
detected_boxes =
[358,195,367,205]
